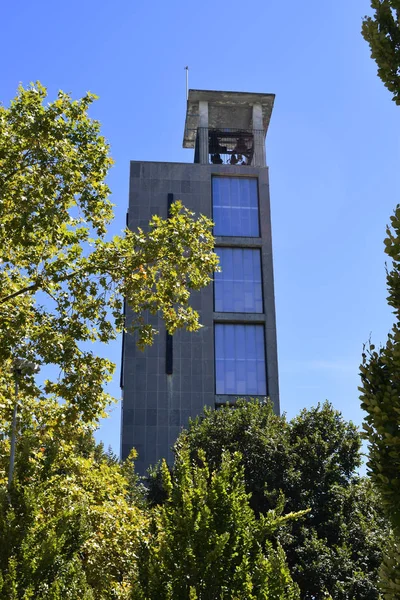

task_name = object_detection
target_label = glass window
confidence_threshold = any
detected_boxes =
[215,248,263,313]
[213,177,259,237]
[215,324,266,395]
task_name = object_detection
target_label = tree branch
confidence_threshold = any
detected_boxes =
[0,245,187,305]
[0,282,39,303]
[0,268,82,305]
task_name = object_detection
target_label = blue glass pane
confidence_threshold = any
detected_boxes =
[215,248,263,313]
[215,324,266,395]
[213,177,259,237]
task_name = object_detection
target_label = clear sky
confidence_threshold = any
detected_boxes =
[1,0,399,455]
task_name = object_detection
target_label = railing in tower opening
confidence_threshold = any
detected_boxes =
[191,128,265,166]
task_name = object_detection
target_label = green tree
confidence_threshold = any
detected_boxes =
[0,82,218,423]
[134,441,303,600]
[359,207,400,598]
[0,82,218,598]
[150,400,388,599]
[362,0,400,104]
[0,397,146,599]
[362,6,400,595]
[0,394,309,600]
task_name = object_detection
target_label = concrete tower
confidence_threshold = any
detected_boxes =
[121,90,279,475]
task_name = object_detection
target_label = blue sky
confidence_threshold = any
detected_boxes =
[1,0,399,455]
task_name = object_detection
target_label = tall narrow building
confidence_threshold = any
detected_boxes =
[121,90,279,475]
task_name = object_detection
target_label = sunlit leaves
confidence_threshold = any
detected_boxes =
[133,442,301,600]
[0,406,145,599]
[0,83,218,425]
[150,400,388,600]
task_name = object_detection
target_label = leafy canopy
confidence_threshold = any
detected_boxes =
[148,400,388,600]
[134,441,303,600]
[359,208,400,597]
[0,397,146,599]
[0,395,302,600]
[362,4,400,595]
[0,83,218,423]
[362,0,400,104]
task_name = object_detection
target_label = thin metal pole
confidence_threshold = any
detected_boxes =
[185,66,189,101]
[8,375,19,490]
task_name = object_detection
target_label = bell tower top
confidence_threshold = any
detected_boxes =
[183,89,275,167]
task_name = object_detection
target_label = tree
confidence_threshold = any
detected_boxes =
[0,399,306,599]
[0,397,146,599]
[0,82,219,597]
[150,400,388,599]
[362,0,400,104]
[0,82,218,423]
[359,207,400,598]
[134,441,303,600]
[362,5,400,595]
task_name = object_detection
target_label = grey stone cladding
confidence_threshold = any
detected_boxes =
[121,161,279,476]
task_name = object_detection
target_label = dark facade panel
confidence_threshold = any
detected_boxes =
[121,161,279,475]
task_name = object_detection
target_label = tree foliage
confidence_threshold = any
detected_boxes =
[362,5,400,595]
[359,207,400,597]
[0,396,303,599]
[0,398,145,599]
[134,442,302,600]
[149,400,388,599]
[362,0,400,104]
[0,82,218,423]
[0,83,304,599]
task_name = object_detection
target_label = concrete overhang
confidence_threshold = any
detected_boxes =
[183,89,275,149]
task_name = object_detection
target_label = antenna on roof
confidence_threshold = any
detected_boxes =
[184,66,189,101]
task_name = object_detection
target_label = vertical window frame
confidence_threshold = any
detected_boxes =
[214,323,267,396]
[212,176,261,238]
[214,247,264,314]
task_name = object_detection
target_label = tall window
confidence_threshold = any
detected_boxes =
[213,177,259,237]
[214,248,263,313]
[215,324,266,395]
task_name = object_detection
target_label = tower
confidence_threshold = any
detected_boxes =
[121,89,279,475]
